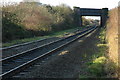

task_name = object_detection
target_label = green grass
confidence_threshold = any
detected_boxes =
[87,56,107,76]
[87,28,108,77]
[3,36,49,47]
[3,27,84,47]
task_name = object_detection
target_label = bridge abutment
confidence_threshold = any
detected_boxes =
[73,7,108,27]
[101,8,108,27]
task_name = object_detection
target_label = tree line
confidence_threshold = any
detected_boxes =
[2,2,94,42]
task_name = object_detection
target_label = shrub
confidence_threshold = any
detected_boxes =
[88,57,106,76]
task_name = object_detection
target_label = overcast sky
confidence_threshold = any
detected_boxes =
[1,0,120,19]
[2,0,119,9]
[41,0,120,9]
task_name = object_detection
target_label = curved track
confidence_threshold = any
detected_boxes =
[1,26,98,78]
[1,28,83,58]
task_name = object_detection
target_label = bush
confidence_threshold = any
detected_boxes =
[88,57,106,76]
[2,11,31,42]
[50,4,74,31]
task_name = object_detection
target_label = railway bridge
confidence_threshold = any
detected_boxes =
[74,7,108,27]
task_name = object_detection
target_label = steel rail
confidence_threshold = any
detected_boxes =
[1,28,82,51]
[1,26,98,78]
[1,38,48,50]
[1,27,90,62]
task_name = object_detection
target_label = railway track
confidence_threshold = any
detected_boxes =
[2,37,61,58]
[1,27,83,59]
[1,26,98,78]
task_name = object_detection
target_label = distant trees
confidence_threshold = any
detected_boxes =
[82,17,99,26]
[82,17,91,26]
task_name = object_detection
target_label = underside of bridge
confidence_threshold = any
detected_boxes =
[74,7,108,27]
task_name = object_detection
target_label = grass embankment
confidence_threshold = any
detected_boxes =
[3,27,83,47]
[106,7,119,77]
[79,28,117,78]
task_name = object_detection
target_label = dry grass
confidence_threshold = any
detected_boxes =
[118,6,120,77]
[106,7,118,64]
[106,7,119,77]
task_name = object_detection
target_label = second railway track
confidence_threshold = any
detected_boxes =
[1,26,98,78]
[1,27,84,59]
[2,37,61,58]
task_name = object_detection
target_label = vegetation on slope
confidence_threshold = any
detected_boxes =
[86,7,119,77]
[106,7,119,77]
[2,2,74,42]
[2,2,94,43]
[79,28,117,78]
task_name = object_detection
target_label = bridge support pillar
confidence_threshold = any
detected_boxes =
[74,7,82,27]
[79,15,82,27]
[101,8,108,27]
